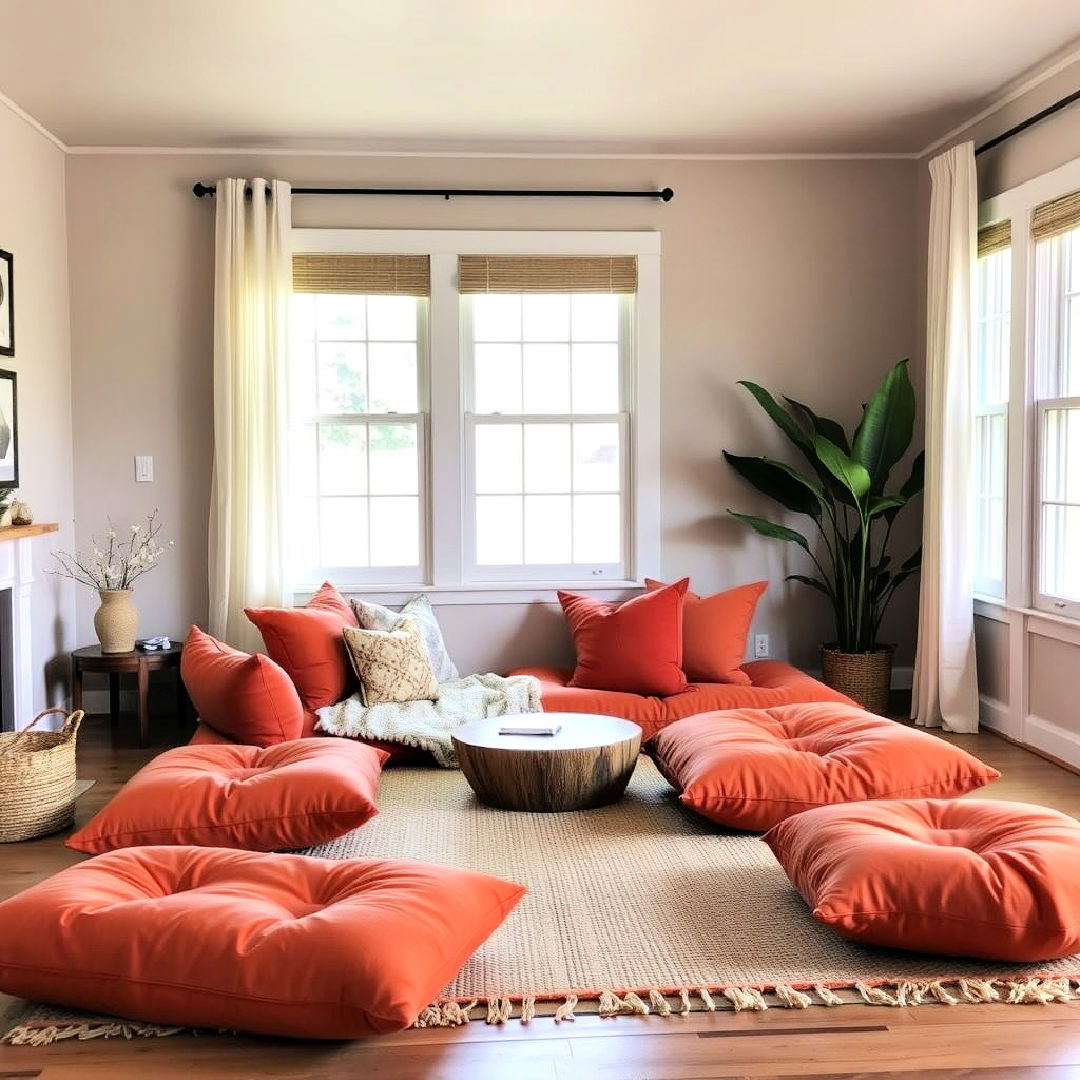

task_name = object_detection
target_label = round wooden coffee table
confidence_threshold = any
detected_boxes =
[452,714,642,813]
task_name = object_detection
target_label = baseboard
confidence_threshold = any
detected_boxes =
[1023,713,1080,773]
[977,693,1018,739]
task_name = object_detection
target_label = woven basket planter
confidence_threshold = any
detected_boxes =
[821,645,894,715]
[0,708,84,843]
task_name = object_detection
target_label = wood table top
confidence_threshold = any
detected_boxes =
[452,713,641,753]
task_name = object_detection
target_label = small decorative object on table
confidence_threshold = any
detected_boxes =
[0,708,83,843]
[48,510,173,654]
[9,499,32,525]
[724,359,923,714]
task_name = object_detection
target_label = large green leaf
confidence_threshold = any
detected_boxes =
[723,452,822,519]
[883,450,925,524]
[786,573,834,598]
[867,494,907,518]
[852,360,916,493]
[738,382,813,453]
[784,396,851,453]
[727,511,810,551]
[812,435,871,502]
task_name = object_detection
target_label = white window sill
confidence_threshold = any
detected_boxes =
[293,581,646,607]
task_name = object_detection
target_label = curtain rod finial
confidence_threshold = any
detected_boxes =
[192,182,215,198]
[660,187,674,202]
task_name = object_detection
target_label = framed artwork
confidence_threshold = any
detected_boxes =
[0,250,11,357]
[0,369,17,488]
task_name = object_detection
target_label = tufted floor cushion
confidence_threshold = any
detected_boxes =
[650,702,999,831]
[0,846,526,1038]
[67,739,387,855]
[764,798,1080,962]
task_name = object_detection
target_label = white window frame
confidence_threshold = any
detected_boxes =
[289,228,662,604]
[972,248,1010,600]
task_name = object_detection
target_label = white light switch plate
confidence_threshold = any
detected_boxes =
[754,633,770,658]
[134,455,154,482]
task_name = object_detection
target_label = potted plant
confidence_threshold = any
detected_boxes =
[50,511,172,654]
[724,359,923,713]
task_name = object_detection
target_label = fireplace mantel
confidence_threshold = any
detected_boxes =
[0,522,59,731]
[0,523,59,543]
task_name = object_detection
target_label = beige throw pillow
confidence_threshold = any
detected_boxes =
[342,617,439,706]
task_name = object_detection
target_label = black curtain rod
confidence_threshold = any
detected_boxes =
[975,87,1080,156]
[192,181,673,201]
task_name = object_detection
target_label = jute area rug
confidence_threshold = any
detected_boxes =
[5,758,1080,1044]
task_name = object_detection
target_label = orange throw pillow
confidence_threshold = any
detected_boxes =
[180,625,304,747]
[0,846,525,1038]
[645,578,766,685]
[559,580,688,697]
[765,798,1080,962]
[650,703,999,831]
[66,739,387,854]
[246,581,357,734]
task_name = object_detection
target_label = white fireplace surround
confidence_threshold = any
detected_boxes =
[0,533,38,731]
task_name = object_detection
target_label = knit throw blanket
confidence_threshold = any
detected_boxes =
[315,673,542,768]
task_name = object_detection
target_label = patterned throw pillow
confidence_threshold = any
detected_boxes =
[351,594,459,682]
[342,617,440,705]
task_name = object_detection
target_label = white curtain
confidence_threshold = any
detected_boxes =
[208,178,292,650]
[912,143,980,733]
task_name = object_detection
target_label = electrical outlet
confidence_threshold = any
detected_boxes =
[134,455,154,483]
[754,633,770,658]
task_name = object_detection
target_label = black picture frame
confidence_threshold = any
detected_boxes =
[0,250,12,358]
[0,369,17,489]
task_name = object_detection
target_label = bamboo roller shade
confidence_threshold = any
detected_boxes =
[458,255,637,294]
[977,220,1011,258]
[1032,190,1080,243]
[292,253,430,296]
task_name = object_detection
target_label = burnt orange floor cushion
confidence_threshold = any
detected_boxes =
[511,659,854,741]
[649,702,999,831]
[0,846,525,1039]
[765,798,1080,962]
[67,739,387,854]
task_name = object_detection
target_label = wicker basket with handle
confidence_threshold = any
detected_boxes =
[0,708,84,843]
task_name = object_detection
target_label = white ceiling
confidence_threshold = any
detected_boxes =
[1,0,1079,154]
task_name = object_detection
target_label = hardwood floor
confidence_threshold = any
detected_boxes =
[4,713,1080,1079]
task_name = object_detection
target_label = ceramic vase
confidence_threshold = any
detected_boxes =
[94,589,138,654]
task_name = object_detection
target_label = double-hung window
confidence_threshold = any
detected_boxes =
[287,254,429,586]
[1034,198,1080,617]
[460,256,634,581]
[972,221,1011,598]
[285,233,661,597]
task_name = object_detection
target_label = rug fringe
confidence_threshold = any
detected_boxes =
[2,1020,182,1046]
[405,977,1080,1028]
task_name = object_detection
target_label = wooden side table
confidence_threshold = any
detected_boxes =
[71,643,190,748]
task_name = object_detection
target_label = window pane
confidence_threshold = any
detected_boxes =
[369,497,419,567]
[573,423,620,493]
[572,494,621,563]
[476,495,523,564]
[473,295,521,341]
[317,294,365,339]
[290,295,318,418]
[523,424,571,493]
[522,344,571,413]
[288,496,318,576]
[1043,407,1080,503]
[368,423,418,495]
[571,343,620,413]
[524,495,572,563]
[319,424,367,496]
[318,342,367,413]
[368,342,418,413]
[475,424,523,494]
[1041,503,1080,602]
[522,295,569,342]
[1066,296,1080,398]
[571,294,618,341]
[1068,228,1080,295]
[320,498,368,567]
[474,344,522,413]
[367,296,416,340]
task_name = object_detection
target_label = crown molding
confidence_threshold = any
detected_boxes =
[0,87,67,152]
[918,39,1080,159]
[63,143,918,160]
